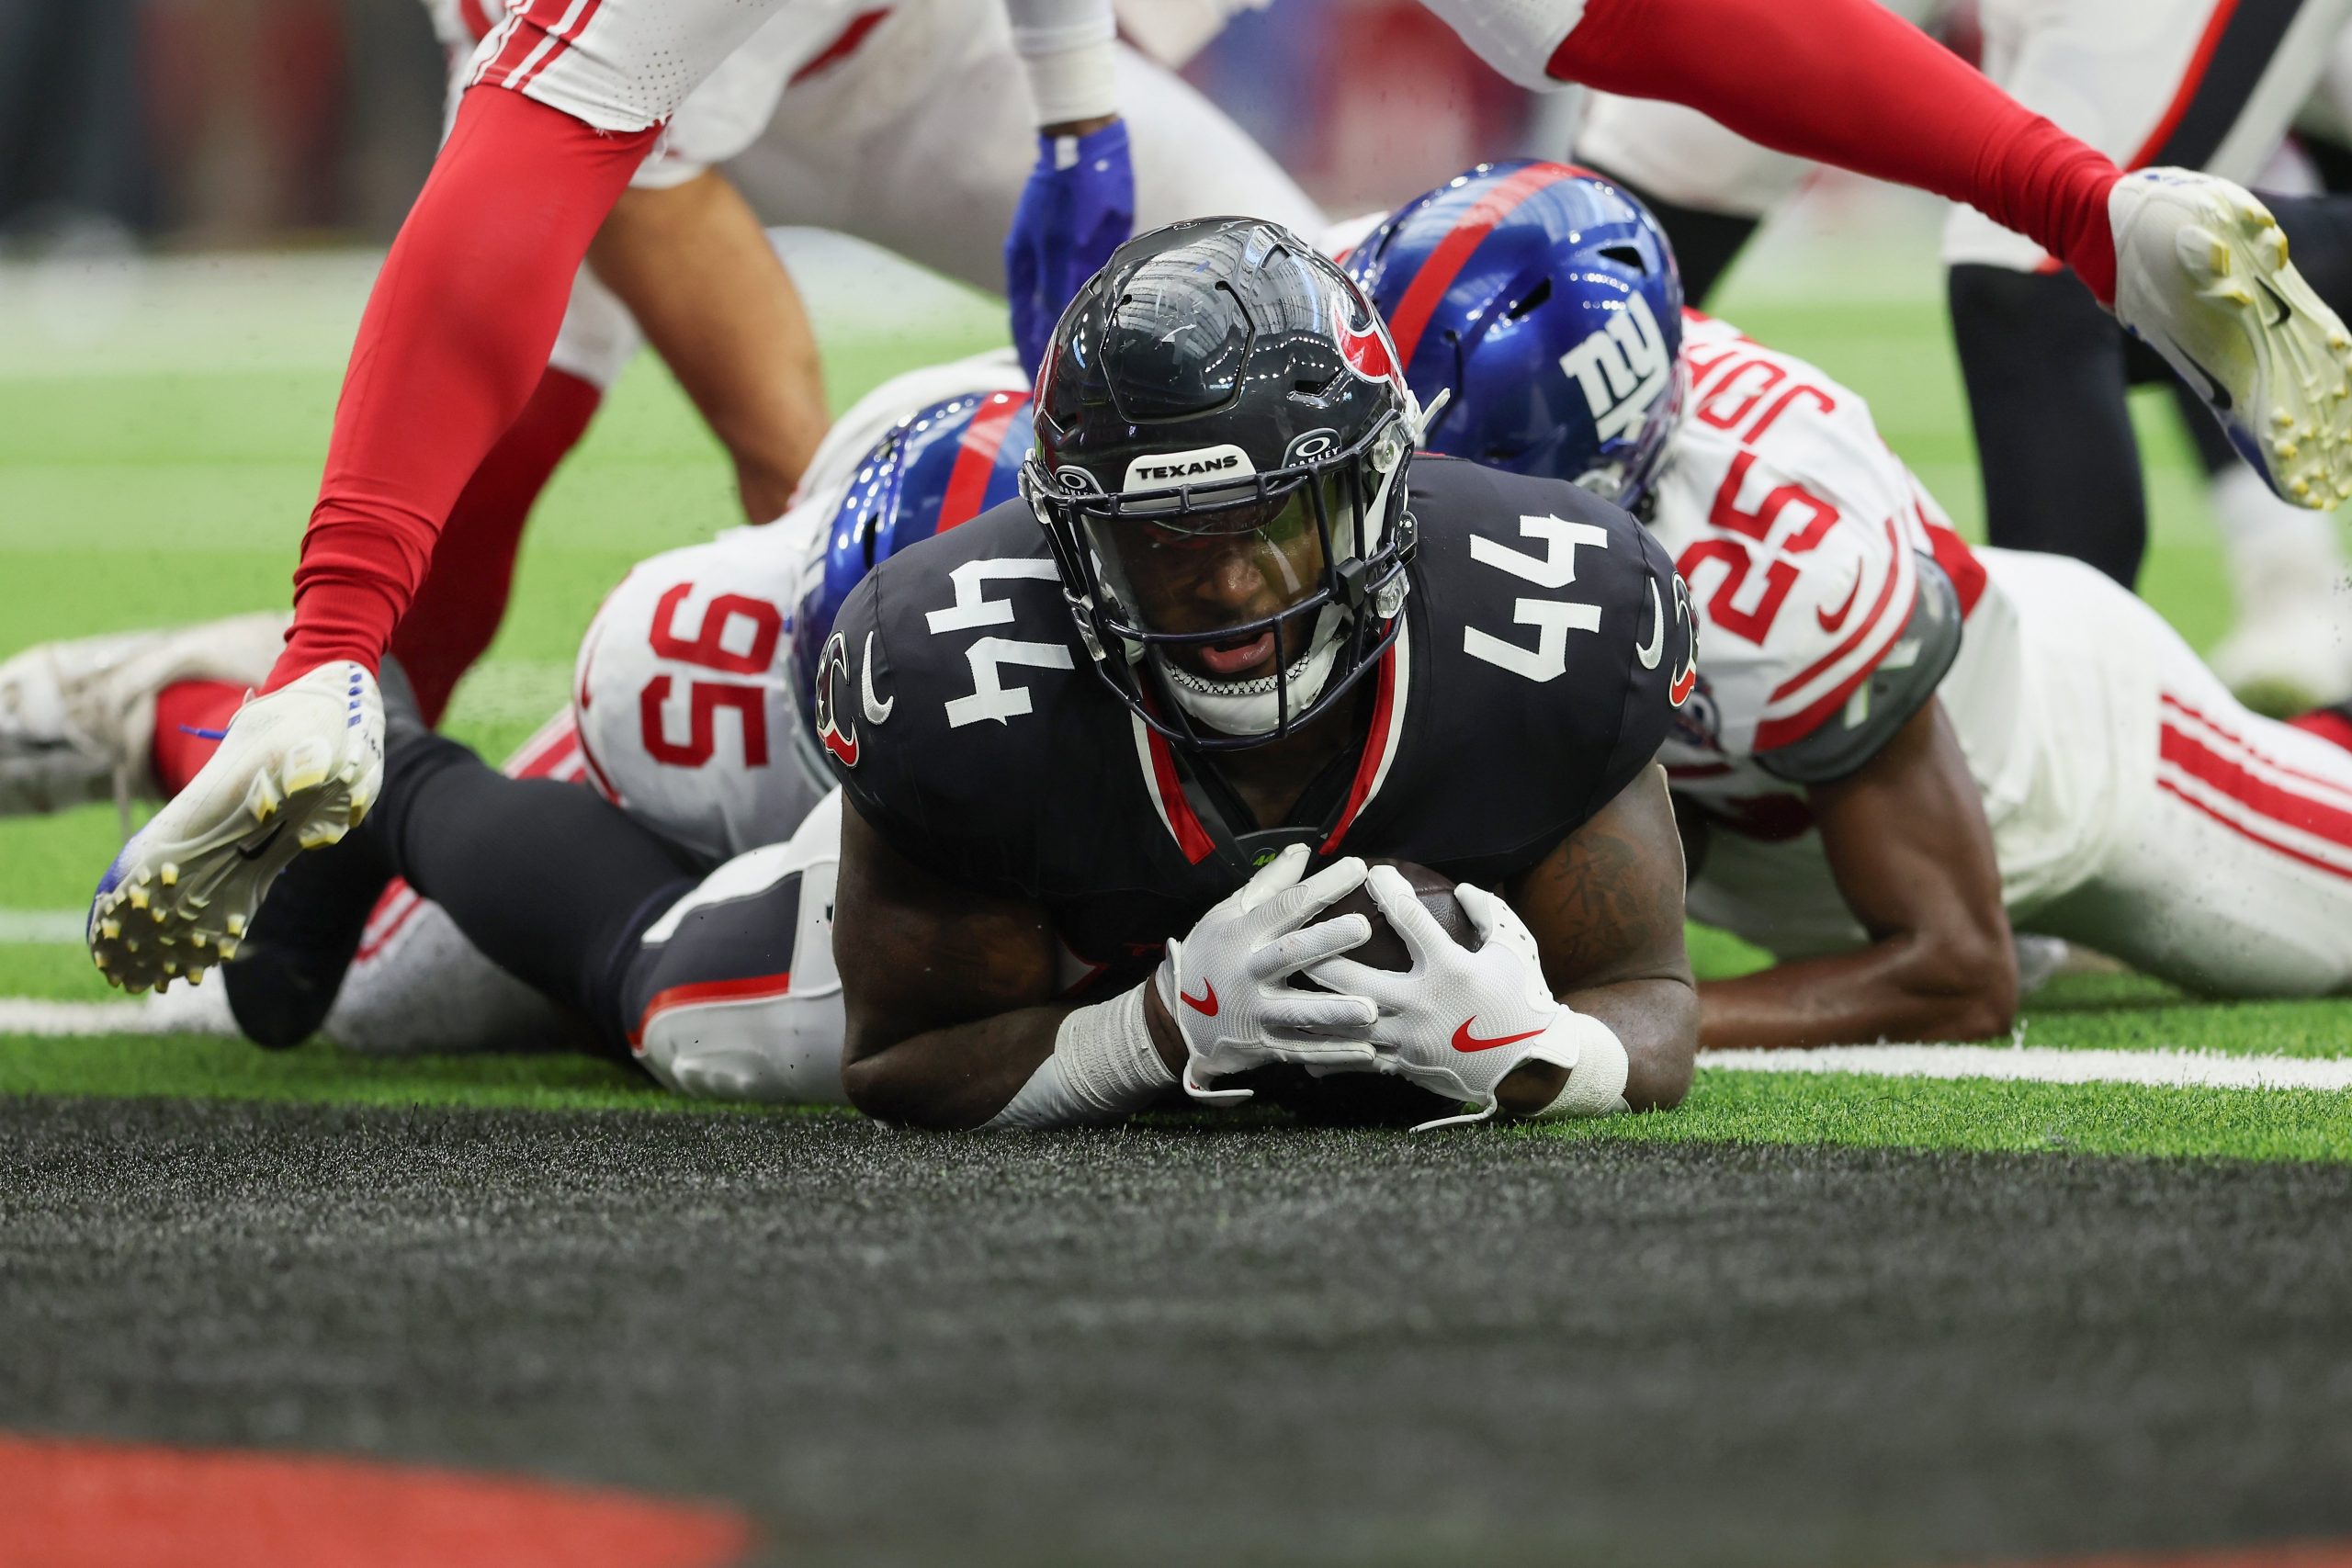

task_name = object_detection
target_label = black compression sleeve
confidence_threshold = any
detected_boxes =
[1948,262,2146,586]
[365,733,702,1049]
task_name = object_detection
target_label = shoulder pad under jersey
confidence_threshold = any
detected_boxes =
[1754,552,1962,784]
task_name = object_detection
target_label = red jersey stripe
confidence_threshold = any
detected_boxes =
[788,7,894,87]
[513,0,607,93]
[1321,641,1401,855]
[1148,730,1216,863]
[2123,0,2242,169]
[1917,498,1986,616]
[2163,694,2352,810]
[2160,717,2352,850]
[2158,778,2352,883]
[1765,514,1909,705]
[629,973,794,1052]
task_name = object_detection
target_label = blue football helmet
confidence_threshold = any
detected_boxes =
[1342,161,1685,508]
[788,387,1033,764]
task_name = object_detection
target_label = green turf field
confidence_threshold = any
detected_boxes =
[3,220,2348,1162]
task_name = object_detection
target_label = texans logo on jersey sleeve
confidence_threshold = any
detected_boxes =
[1668,574,1699,707]
[813,630,860,768]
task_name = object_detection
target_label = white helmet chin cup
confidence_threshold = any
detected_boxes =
[1158,605,1347,736]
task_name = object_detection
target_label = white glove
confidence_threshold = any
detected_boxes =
[1155,843,1382,1104]
[1306,865,1624,1131]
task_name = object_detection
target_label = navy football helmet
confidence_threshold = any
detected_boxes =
[788,387,1033,770]
[1343,161,1685,508]
[1025,218,1427,751]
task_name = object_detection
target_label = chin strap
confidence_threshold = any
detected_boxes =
[1403,386,1450,447]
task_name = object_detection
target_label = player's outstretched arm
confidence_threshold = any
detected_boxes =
[837,812,1382,1129]
[1505,763,1700,1113]
[833,798,1076,1129]
[587,171,827,523]
[1698,703,2018,1053]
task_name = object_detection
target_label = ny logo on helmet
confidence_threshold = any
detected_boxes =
[1560,293,1672,443]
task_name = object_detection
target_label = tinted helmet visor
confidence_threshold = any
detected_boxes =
[1080,471,1351,681]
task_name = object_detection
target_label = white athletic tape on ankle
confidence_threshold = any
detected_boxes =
[983,981,1175,1130]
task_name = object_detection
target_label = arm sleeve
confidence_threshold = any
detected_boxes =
[1539,0,2121,299]
[1754,555,1963,785]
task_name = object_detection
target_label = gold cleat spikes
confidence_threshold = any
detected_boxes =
[160,863,179,887]
[225,913,246,938]
[127,885,149,911]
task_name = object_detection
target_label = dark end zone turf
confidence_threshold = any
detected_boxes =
[6,1096,2350,1568]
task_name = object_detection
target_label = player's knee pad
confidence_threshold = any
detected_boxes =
[620,791,847,1104]
[573,532,831,862]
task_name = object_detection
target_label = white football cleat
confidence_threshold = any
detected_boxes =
[2110,168,2352,509]
[0,612,288,823]
[87,660,384,994]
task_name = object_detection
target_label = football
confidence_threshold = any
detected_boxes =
[1316,857,1476,970]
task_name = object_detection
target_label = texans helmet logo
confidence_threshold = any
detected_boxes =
[1331,299,1405,391]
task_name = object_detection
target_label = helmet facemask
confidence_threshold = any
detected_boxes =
[1028,410,1417,750]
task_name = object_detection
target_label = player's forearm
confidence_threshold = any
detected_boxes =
[588,172,825,521]
[1698,932,2019,1052]
[840,1003,1083,1129]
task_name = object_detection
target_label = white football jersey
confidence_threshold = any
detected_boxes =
[572,351,1034,860]
[425,0,896,189]
[1649,313,2058,956]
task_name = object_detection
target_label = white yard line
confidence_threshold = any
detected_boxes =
[0,995,2346,1090]
[1697,1044,2352,1091]
[0,998,214,1037]
[0,910,87,944]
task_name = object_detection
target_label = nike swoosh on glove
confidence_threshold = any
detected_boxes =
[1306,866,1611,1131]
[1155,842,1382,1105]
[1006,119,1136,377]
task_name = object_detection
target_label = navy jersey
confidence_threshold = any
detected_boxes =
[820,455,1694,988]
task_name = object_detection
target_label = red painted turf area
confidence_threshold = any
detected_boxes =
[1,1433,751,1568]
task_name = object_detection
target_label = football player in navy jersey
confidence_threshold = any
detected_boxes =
[822,220,1699,1130]
[153,220,1699,1131]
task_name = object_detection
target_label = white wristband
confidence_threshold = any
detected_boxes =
[1525,1011,1631,1120]
[1017,35,1120,127]
[981,981,1175,1130]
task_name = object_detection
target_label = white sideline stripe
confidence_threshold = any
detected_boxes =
[0,910,86,944]
[0,1000,2345,1089]
[1698,1044,2352,1091]
[0,998,199,1037]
